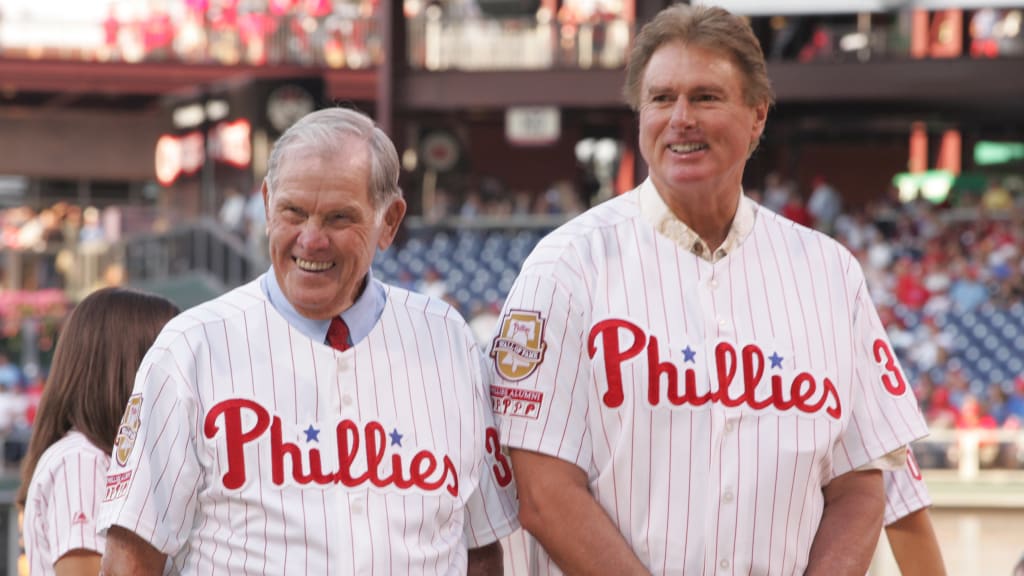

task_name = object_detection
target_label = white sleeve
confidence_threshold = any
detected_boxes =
[488,271,591,470]
[833,279,930,477]
[97,351,202,557]
[464,346,520,547]
[884,447,932,526]
[45,449,109,560]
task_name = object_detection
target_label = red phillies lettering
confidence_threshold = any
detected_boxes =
[205,398,270,489]
[588,318,646,408]
[588,319,842,419]
[204,399,458,495]
[648,335,707,407]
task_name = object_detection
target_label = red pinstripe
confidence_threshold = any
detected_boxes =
[24,432,109,576]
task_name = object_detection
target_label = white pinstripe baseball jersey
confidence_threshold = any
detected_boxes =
[884,447,931,526]
[488,179,928,575]
[24,430,109,576]
[97,276,518,575]
[502,449,933,574]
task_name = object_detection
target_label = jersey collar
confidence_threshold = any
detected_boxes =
[637,177,758,262]
[261,267,386,347]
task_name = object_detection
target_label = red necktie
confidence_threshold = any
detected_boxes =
[326,316,351,351]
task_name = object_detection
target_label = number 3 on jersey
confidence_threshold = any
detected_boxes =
[485,427,513,487]
[872,339,908,396]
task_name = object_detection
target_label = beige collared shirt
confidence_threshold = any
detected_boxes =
[636,177,756,262]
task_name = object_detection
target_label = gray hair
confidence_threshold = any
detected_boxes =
[264,108,402,210]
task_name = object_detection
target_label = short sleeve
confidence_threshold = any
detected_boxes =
[487,272,592,471]
[45,449,109,561]
[884,447,932,526]
[833,279,930,477]
[463,347,520,546]
[97,355,202,556]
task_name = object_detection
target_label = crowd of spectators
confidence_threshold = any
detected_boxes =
[0,202,127,292]
[2,0,383,69]
[750,172,1024,469]
[422,177,587,224]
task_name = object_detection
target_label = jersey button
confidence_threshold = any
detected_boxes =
[717,318,727,328]
[351,502,364,515]
[342,394,354,406]
[724,421,734,433]
[719,559,730,570]
[723,491,734,502]
[709,279,718,289]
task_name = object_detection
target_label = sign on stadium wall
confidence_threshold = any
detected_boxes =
[154,119,252,186]
[505,107,560,147]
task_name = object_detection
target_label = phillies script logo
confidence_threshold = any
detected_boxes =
[204,399,458,495]
[114,394,144,467]
[491,309,547,381]
[588,319,842,419]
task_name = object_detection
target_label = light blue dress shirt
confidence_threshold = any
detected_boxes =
[260,267,386,347]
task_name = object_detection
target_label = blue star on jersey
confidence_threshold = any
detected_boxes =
[304,425,320,442]
[390,428,403,447]
[769,352,784,369]
[682,346,697,363]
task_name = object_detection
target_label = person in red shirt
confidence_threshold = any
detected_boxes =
[780,193,814,227]
[894,257,930,310]
[102,6,121,61]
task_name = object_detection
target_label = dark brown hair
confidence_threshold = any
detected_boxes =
[623,4,775,111]
[16,287,179,508]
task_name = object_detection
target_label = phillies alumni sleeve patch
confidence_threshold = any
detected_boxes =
[491,385,544,419]
[114,394,143,467]
[490,309,547,381]
[104,471,134,502]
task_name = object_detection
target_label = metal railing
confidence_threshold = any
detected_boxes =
[406,13,634,71]
[4,216,269,305]
[116,217,267,291]
[914,428,1024,480]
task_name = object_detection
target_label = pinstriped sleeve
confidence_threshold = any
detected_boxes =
[834,274,930,477]
[488,267,591,472]
[883,448,932,526]
[464,343,521,547]
[97,345,202,558]
[43,446,109,561]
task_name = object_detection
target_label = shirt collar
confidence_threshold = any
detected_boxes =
[637,177,758,262]
[261,267,387,347]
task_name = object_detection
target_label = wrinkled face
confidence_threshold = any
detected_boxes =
[264,140,405,320]
[638,42,767,202]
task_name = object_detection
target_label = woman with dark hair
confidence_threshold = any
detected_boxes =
[17,287,179,576]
